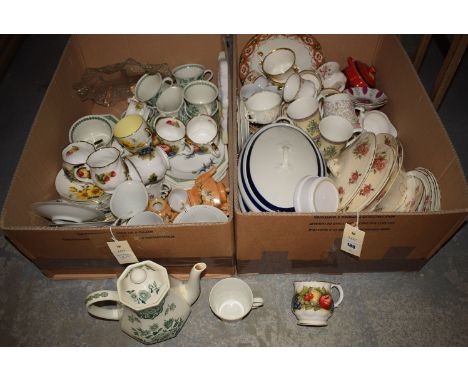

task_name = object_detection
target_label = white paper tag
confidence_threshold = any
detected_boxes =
[107,240,139,264]
[341,223,365,257]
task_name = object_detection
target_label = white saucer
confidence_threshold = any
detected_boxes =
[173,205,228,224]
[32,200,106,224]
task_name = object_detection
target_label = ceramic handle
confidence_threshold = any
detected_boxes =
[331,284,344,307]
[252,297,264,309]
[85,290,123,321]
[162,77,173,86]
[73,164,93,184]
[202,70,213,82]
[274,115,294,125]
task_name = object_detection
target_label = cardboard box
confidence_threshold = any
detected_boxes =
[232,35,468,274]
[0,35,235,279]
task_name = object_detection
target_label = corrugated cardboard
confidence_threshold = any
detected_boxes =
[0,35,235,279]
[232,34,468,274]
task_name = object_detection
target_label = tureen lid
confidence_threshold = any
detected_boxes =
[117,261,170,311]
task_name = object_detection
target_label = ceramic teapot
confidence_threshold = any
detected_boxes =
[85,260,207,344]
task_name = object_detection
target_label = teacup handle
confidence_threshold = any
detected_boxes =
[252,297,264,309]
[331,284,344,307]
[85,290,123,321]
[202,69,213,82]
[162,76,173,86]
[209,142,221,158]
[73,164,93,184]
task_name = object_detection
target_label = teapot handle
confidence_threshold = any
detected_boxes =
[85,290,123,321]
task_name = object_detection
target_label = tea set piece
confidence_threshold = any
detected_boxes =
[318,61,347,92]
[113,114,153,154]
[126,211,164,226]
[209,278,263,322]
[239,34,324,85]
[110,180,149,220]
[359,110,397,137]
[299,69,322,92]
[343,56,376,88]
[261,47,297,86]
[55,168,106,203]
[293,176,339,213]
[172,63,213,87]
[86,147,128,194]
[292,281,343,326]
[415,167,440,211]
[395,172,424,212]
[316,115,359,160]
[85,260,207,344]
[183,80,219,118]
[31,200,106,225]
[344,133,396,212]
[187,166,229,213]
[245,90,282,125]
[238,121,326,212]
[344,86,388,110]
[286,96,322,140]
[135,72,173,106]
[69,114,114,149]
[126,146,170,185]
[173,205,228,224]
[327,132,377,210]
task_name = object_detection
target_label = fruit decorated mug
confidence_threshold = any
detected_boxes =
[292,281,343,326]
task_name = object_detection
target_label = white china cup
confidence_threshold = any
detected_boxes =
[69,115,114,149]
[167,188,189,213]
[62,141,95,184]
[113,114,153,154]
[184,80,219,117]
[320,93,362,125]
[126,211,164,226]
[126,146,170,185]
[293,176,339,213]
[186,115,221,157]
[245,90,282,125]
[317,115,359,160]
[322,71,347,92]
[156,85,185,118]
[110,180,148,219]
[359,110,397,137]
[209,278,264,322]
[262,48,296,85]
[318,61,341,79]
[172,64,213,87]
[283,73,318,103]
[86,147,128,193]
[135,72,173,106]
[299,69,322,92]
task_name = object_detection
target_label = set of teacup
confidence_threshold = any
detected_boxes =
[237,34,440,214]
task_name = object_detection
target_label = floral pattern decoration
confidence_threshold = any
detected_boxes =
[353,139,370,159]
[359,184,374,197]
[130,317,185,344]
[372,152,387,173]
[292,286,334,312]
[348,171,362,184]
[126,281,160,305]
[68,184,104,201]
[95,170,117,185]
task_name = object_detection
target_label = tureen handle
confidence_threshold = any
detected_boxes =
[85,290,123,321]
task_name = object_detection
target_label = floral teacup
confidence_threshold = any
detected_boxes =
[292,281,343,326]
[86,147,128,193]
[113,114,153,154]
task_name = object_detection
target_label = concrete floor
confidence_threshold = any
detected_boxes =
[0,35,467,346]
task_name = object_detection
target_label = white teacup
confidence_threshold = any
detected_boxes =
[110,180,148,220]
[126,211,164,226]
[283,73,318,102]
[184,80,219,117]
[113,114,153,154]
[299,69,322,92]
[69,115,114,149]
[153,116,190,157]
[262,48,296,85]
[126,146,170,185]
[245,90,282,125]
[293,176,339,213]
[167,188,189,213]
[135,72,173,106]
[322,71,347,92]
[286,97,321,139]
[186,115,220,157]
[318,61,341,79]
[156,85,185,118]
[172,64,213,87]
[86,147,128,193]
[62,141,95,184]
[317,115,359,160]
[359,110,397,137]
[209,278,264,322]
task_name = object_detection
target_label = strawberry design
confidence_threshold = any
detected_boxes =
[110,171,116,177]
[303,293,314,302]
[319,294,332,310]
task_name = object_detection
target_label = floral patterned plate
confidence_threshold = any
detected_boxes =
[396,172,424,212]
[345,134,396,212]
[239,34,324,84]
[328,132,377,210]
[55,168,106,202]
[344,87,388,110]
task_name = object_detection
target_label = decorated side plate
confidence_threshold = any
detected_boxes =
[239,34,324,84]
[344,87,388,110]
[32,200,105,224]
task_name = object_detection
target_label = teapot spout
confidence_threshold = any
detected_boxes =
[181,263,207,306]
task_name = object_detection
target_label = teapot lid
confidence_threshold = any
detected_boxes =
[117,260,170,311]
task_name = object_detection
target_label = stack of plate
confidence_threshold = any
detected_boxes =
[238,122,326,212]
[344,87,388,111]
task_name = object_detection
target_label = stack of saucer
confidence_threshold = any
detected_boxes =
[344,86,388,110]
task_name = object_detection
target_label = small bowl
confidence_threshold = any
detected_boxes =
[294,176,339,213]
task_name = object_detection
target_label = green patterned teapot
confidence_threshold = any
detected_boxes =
[85,260,206,344]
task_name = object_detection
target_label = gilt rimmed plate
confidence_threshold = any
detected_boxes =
[328,132,377,210]
[239,34,324,84]
[345,134,395,212]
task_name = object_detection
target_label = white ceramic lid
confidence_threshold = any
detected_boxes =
[117,261,170,311]
[240,123,325,211]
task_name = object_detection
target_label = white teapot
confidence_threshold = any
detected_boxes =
[85,260,206,344]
